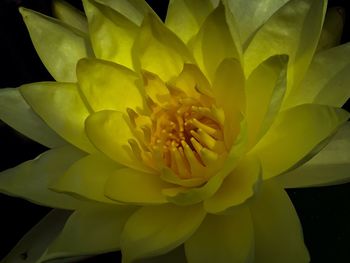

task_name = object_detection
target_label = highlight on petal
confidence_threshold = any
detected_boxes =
[0,88,66,148]
[20,82,95,153]
[278,122,350,188]
[41,205,135,261]
[19,7,92,82]
[52,0,88,33]
[120,204,206,263]
[83,0,138,69]
[185,207,254,263]
[133,12,193,81]
[252,104,349,179]
[51,154,123,204]
[77,58,144,112]
[250,180,310,263]
[0,146,85,210]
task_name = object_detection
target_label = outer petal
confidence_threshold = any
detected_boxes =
[121,204,206,263]
[40,205,135,261]
[185,207,254,263]
[20,82,95,153]
[252,104,349,179]
[286,43,350,108]
[133,13,192,81]
[83,0,138,69]
[53,0,88,33]
[165,0,215,44]
[105,168,170,205]
[0,88,65,148]
[19,8,92,82]
[0,146,85,209]
[136,246,186,263]
[278,122,350,188]
[250,180,310,263]
[50,154,122,204]
[76,58,144,112]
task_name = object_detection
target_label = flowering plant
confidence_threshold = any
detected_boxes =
[1,0,350,262]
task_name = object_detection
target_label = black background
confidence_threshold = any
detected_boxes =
[0,0,350,262]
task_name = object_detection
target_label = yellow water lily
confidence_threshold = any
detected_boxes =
[1,0,350,262]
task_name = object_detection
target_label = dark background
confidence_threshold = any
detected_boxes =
[0,0,349,262]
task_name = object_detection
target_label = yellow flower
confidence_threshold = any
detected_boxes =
[0,0,349,262]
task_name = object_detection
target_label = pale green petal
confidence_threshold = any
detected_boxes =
[51,154,123,204]
[0,146,85,209]
[278,122,350,188]
[286,43,350,108]
[121,204,206,263]
[135,246,186,263]
[250,180,310,263]
[191,4,240,81]
[204,155,261,214]
[252,104,349,179]
[76,58,144,112]
[83,0,138,69]
[53,0,88,33]
[20,82,95,153]
[85,110,149,171]
[185,207,254,263]
[246,55,288,148]
[1,210,72,263]
[19,7,92,83]
[165,0,215,44]
[0,88,66,148]
[41,205,135,261]
[134,13,192,81]
[244,0,327,98]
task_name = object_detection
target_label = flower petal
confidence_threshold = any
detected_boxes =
[0,88,65,148]
[252,104,349,179]
[19,7,92,82]
[121,204,206,263]
[250,180,310,263]
[50,154,122,204]
[277,122,350,188]
[0,146,85,209]
[165,0,215,44]
[185,207,254,263]
[76,58,144,112]
[204,155,261,214]
[41,205,135,261]
[83,0,138,69]
[20,82,95,153]
[85,110,148,171]
[105,168,170,205]
[52,0,88,33]
[133,12,192,81]
[136,246,186,263]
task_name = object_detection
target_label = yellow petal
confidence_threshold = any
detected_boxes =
[105,168,170,205]
[278,122,350,188]
[250,180,310,263]
[185,207,254,263]
[134,12,192,81]
[0,146,85,210]
[136,246,186,263]
[252,104,349,179]
[76,58,144,112]
[41,205,135,261]
[19,7,92,82]
[50,154,123,204]
[85,110,148,171]
[121,204,206,263]
[191,3,240,81]
[0,88,66,148]
[83,0,138,69]
[165,0,215,44]
[52,0,88,33]
[20,82,95,153]
[204,155,261,214]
